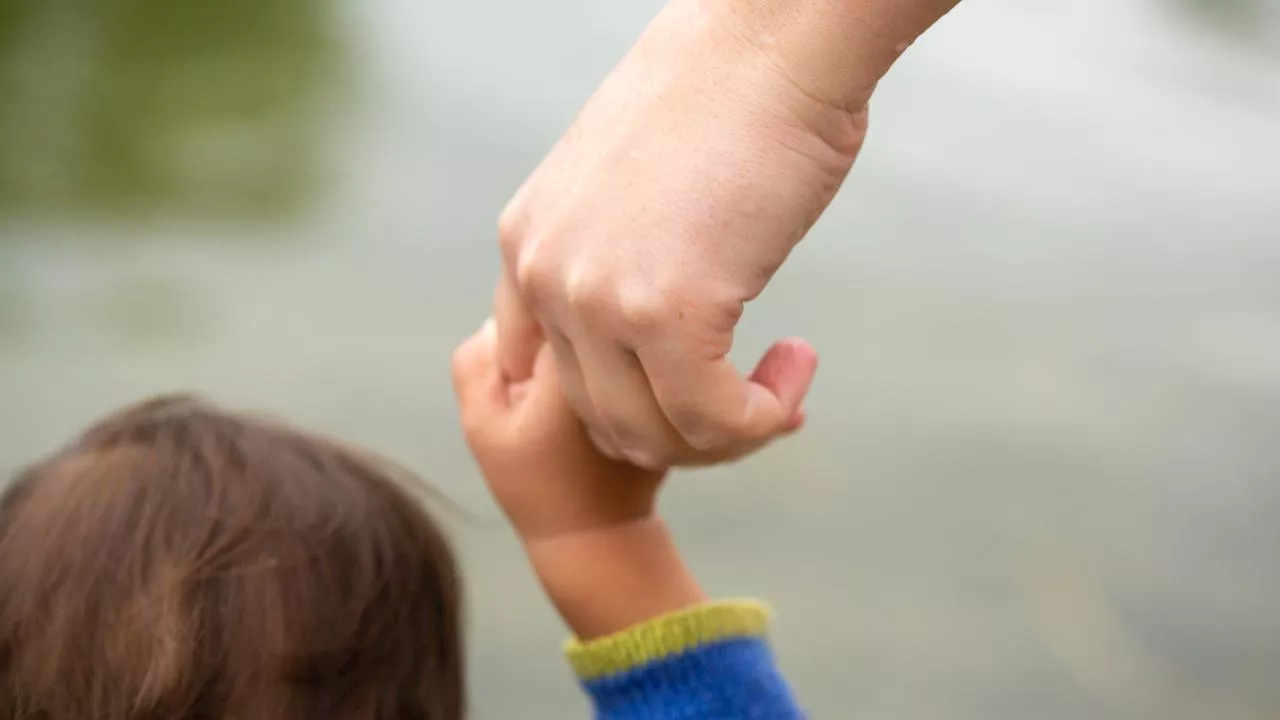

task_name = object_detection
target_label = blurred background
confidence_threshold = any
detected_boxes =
[2,0,1279,717]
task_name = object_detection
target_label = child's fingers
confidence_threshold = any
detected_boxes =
[451,320,508,432]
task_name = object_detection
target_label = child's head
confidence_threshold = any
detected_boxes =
[0,394,464,719]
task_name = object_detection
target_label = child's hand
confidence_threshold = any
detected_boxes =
[455,319,705,638]
[452,319,665,543]
[453,319,813,639]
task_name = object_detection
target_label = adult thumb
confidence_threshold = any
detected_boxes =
[493,273,543,383]
[748,338,819,422]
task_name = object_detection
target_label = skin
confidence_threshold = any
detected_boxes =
[495,0,961,469]
[454,320,805,638]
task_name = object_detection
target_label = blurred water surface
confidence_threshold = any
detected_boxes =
[2,0,1279,718]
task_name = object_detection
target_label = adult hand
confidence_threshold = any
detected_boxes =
[495,0,958,467]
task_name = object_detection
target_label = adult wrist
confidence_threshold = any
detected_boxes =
[698,0,958,112]
[638,0,877,159]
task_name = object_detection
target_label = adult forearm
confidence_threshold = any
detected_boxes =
[704,0,962,111]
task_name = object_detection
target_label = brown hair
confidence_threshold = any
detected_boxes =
[0,394,464,719]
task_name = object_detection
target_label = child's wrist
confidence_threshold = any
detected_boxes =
[523,516,705,641]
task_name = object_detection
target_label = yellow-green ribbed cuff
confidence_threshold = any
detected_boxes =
[565,600,772,682]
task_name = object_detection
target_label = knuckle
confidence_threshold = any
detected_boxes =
[619,292,667,333]
[561,269,686,338]
[514,243,556,300]
[564,264,613,320]
[608,280,676,338]
[496,200,528,262]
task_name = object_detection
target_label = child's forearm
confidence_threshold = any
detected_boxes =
[524,517,704,640]
[526,517,807,718]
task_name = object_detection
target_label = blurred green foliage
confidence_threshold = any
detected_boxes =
[0,0,339,222]
[1178,0,1271,33]
[89,272,212,343]
[0,278,32,346]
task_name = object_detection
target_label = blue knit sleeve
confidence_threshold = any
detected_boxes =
[564,601,806,719]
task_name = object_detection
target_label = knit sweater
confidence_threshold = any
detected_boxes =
[564,600,805,719]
